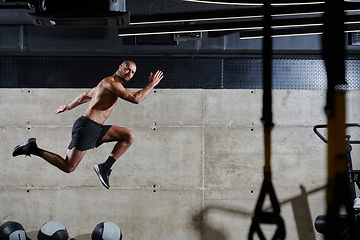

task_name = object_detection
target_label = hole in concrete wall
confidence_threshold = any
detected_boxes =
[251,128,254,131]
[251,90,254,93]
[27,127,31,131]
[28,90,31,93]
[153,190,156,193]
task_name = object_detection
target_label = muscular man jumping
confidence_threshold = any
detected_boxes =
[12,60,164,189]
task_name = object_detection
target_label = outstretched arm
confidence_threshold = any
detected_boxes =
[113,70,164,104]
[54,87,96,115]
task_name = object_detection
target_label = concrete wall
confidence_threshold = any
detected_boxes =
[1,88,360,239]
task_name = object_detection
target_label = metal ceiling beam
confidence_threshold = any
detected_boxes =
[0,4,31,9]
[129,2,360,25]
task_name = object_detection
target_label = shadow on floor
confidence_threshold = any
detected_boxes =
[192,184,326,240]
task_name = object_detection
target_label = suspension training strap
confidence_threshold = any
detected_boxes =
[248,0,285,239]
[323,0,356,239]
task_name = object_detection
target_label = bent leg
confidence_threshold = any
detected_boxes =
[41,147,86,173]
[13,138,86,173]
[93,126,135,189]
[99,126,136,159]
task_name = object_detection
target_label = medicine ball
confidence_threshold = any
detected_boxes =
[37,221,68,240]
[92,222,122,240]
[0,221,27,240]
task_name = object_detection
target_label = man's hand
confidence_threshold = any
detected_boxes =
[148,70,164,87]
[54,105,68,115]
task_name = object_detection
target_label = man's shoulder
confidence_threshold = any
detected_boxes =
[98,75,124,92]
[102,75,123,84]
[99,76,114,87]
[101,75,115,83]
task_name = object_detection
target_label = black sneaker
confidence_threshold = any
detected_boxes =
[93,164,112,189]
[12,138,39,157]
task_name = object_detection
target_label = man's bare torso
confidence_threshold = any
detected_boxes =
[83,76,120,125]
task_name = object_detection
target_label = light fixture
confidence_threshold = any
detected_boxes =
[119,26,262,37]
[119,19,264,36]
[239,22,360,39]
[119,15,330,37]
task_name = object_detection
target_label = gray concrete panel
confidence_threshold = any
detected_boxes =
[271,126,327,189]
[347,90,360,123]
[0,89,87,126]
[205,89,263,127]
[205,126,327,190]
[204,126,264,189]
[272,90,327,126]
[0,188,202,240]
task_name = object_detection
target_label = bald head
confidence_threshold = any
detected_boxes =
[122,60,136,68]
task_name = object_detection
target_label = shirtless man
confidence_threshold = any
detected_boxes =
[12,60,164,189]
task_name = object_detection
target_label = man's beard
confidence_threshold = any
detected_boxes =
[119,73,130,82]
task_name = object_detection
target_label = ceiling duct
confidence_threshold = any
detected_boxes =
[28,0,129,27]
[123,34,178,45]
[174,32,202,41]
[348,32,360,45]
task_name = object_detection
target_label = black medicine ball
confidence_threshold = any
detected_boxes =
[0,221,27,240]
[92,222,122,240]
[37,221,68,240]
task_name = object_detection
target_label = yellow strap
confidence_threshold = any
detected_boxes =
[327,90,347,201]
[264,126,272,180]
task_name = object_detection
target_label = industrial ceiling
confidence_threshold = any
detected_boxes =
[1,0,360,55]
[0,0,238,25]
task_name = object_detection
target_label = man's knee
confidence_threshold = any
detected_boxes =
[64,149,84,173]
[64,164,77,173]
[127,130,136,144]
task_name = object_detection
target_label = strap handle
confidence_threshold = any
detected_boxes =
[248,178,286,240]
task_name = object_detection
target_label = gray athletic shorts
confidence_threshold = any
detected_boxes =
[68,116,112,151]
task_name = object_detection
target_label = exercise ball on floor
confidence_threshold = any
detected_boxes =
[92,222,122,240]
[37,221,68,240]
[0,221,27,240]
